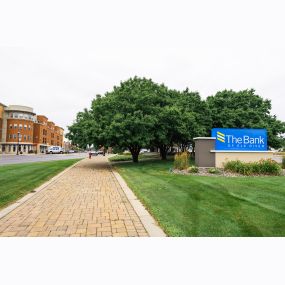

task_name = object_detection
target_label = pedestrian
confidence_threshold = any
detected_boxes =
[89,150,92,159]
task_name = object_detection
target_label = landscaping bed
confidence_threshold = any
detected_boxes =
[172,167,285,177]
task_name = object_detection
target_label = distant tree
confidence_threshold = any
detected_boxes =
[207,89,285,149]
[66,109,94,149]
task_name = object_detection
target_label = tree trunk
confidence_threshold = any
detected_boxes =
[129,146,141,163]
[159,145,169,160]
[191,145,195,158]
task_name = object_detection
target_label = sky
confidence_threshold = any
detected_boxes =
[0,0,284,135]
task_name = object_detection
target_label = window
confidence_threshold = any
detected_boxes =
[14,124,17,129]
[13,134,17,139]
[14,113,18,118]
[24,135,27,141]
[9,124,12,129]
[19,124,23,130]
[9,134,12,139]
[28,136,31,141]
[24,125,27,130]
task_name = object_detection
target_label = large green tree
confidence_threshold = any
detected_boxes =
[90,77,162,162]
[207,89,285,149]
[174,89,212,155]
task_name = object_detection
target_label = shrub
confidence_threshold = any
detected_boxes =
[188,166,199,173]
[173,152,189,170]
[224,159,282,176]
[108,154,133,162]
[282,156,285,169]
[208,168,221,175]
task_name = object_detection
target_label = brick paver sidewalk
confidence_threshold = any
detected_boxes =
[0,157,149,237]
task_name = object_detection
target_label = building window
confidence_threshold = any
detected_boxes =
[24,135,27,141]
[19,124,23,130]
[28,136,31,141]
[24,125,27,130]
[14,124,17,129]
[28,125,31,130]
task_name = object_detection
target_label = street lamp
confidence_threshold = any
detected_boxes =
[16,131,21,155]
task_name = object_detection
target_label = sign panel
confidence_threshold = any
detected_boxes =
[211,128,267,151]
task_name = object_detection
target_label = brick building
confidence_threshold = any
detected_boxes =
[0,103,64,154]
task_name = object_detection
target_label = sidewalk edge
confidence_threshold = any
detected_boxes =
[0,159,84,220]
[111,169,167,237]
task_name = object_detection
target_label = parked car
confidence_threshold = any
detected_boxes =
[90,150,104,156]
[47,146,64,154]
[140,148,150,154]
[68,150,75,153]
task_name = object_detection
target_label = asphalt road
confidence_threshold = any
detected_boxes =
[0,153,87,165]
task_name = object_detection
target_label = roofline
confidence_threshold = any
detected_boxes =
[37,115,48,119]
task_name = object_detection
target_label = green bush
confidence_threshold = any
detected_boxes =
[188,166,199,173]
[208,168,221,175]
[173,152,189,170]
[224,159,282,176]
[282,156,285,169]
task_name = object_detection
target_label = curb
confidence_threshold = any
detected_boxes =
[0,159,84,220]
[111,168,167,237]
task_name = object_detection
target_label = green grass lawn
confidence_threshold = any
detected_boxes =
[114,159,285,237]
[0,159,81,210]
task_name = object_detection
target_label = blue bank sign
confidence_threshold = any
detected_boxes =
[211,128,267,151]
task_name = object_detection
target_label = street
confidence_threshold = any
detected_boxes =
[0,153,87,165]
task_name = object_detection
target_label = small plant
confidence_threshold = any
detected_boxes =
[173,152,189,170]
[208,168,221,175]
[188,166,199,173]
[282,156,285,169]
[224,159,282,176]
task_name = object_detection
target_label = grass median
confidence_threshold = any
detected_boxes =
[114,159,285,237]
[0,159,82,210]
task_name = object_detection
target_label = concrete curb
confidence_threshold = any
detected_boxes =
[0,159,84,220]
[111,168,167,237]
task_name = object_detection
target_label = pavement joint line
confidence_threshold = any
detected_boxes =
[0,159,84,220]
[110,165,167,237]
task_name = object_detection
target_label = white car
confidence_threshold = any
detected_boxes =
[47,146,64,154]
[140,148,149,153]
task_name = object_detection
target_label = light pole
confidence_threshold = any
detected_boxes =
[16,131,21,155]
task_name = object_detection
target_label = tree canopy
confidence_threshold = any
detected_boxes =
[207,89,285,149]
[66,77,285,162]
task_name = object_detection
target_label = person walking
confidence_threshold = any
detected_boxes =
[89,150,92,159]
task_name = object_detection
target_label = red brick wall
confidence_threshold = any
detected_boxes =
[6,119,34,143]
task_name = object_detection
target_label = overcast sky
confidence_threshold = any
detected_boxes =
[0,0,284,135]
